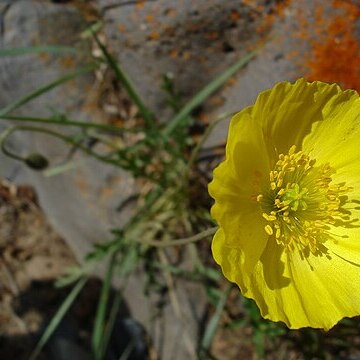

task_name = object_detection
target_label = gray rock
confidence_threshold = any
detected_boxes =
[99,0,266,120]
[0,0,136,258]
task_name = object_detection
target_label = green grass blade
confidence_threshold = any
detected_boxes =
[98,251,134,360]
[92,253,117,360]
[29,277,88,360]
[80,21,104,39]
[1,125,126,169]
[93,34,156,128]
[0,64,97,116]
[163,51,256,137]
[44,161,78,177]
[188,111,235,171]
[0,45,79,57]
[55,266,86,288]
[0,114,128,132]
[199,285,231,358]
[100,292,123,359]
[118,340,135,360]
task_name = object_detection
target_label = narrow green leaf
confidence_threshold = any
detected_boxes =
[29,277,87,360]
[44,161,78,177]
[198,266,221,282]
[93,34,156,128]
[0,114,130,132]
[118,340,135,360]
[188,111,235,171]
[253,331,265,358]
[163,51,256,137]
[0,45,79,57]
[118,245,139,276]
[55,266,85,288]
[100,291,124,360]
[0,125,124,169]
[100,274,130,360]
[92,253,117,360]
[199,285,231,357]
[80,21,104,39]
[0,64,97,116]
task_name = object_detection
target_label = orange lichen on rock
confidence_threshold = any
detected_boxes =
[229,9,241,22]
[169,49,179,59]
[144,14,155,23]
[38,52,50,62]
[135,0,145,10]
[60,56,76,69]
[205,31,219,40]
[182,51,191,61]
[303,0,360,91]
[148,31,160,40]
[117,24,126,33]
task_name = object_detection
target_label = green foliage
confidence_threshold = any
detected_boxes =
[0,45,79,57]
[0,65,97,117]
[199,285,232,359]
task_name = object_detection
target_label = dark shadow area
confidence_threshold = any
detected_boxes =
[0,278,150,360]
[289,316,360,360]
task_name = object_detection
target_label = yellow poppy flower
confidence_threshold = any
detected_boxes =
[209,78,360,330]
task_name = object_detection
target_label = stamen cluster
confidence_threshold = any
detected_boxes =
[257,145,352,253]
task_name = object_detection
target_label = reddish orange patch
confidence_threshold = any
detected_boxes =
[117,24,126,32]
[169,49,179,59]
[229,9,241,22]
[304,0,360,91]
[135,0,145,10]
[144,14,155,23]
[182,51,191,61]
[148,31,160,40]
[38,52,50,62]
[59,56,75,69]
[205,31,219,40]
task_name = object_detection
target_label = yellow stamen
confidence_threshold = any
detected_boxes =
[257,145,352,254]
[265,225,274,235]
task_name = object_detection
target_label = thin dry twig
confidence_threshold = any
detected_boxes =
[138,227,217,248]
[157,249,197,360]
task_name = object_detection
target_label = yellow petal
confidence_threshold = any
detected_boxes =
[212,228,243,283]
[325,225,360,266]
[242,241,360,329]
[209,78,360,329]
[211,203,268,273]
[209,110,270,271]
[302,85,360,169]
[252,79,340,157]
[299,87,360,267]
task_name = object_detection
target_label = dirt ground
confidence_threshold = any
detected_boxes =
[0,179,151,360]
[0,179,78,358]
[0,179,121,360]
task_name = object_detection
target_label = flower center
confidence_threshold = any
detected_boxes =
[257,145,352,254]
